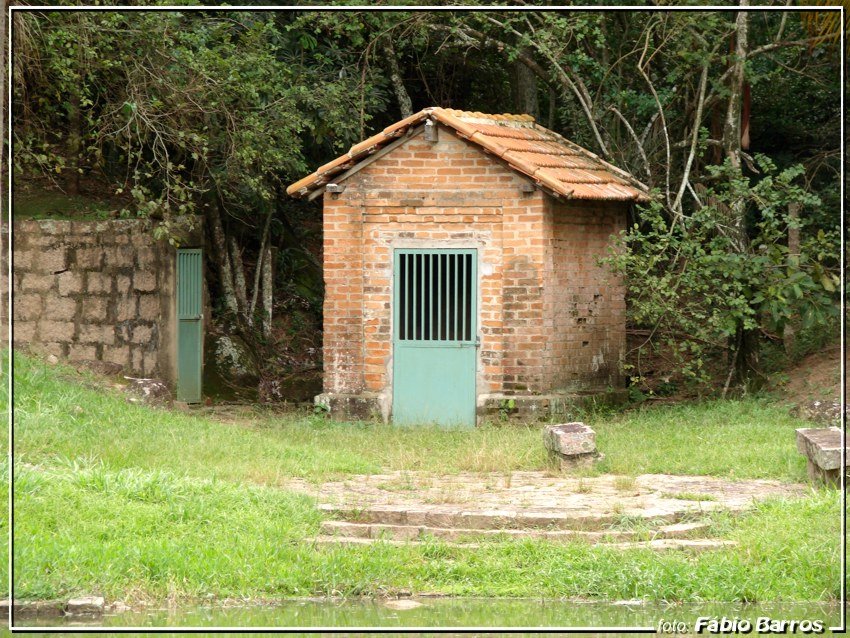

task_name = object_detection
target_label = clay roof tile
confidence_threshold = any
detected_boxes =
[287,106,649,202]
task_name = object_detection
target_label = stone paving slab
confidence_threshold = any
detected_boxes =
[311,535,737,552]
[319,520,711,543]
[286,471,806,528]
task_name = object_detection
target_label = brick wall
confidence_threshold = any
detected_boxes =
[322,126,540,405]
[6,218,201,385]
[321,124,626,413]
[543,200,628,392]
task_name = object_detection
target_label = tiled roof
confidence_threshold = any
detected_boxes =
[287,107,649,202]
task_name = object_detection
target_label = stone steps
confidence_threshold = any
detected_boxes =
[319,520,710,544]
[317,503,685,531]
[311,535,735,552]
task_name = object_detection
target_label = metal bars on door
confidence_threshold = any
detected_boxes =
[396,250,475,343]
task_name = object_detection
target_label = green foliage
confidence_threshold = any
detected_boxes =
[14,11,387,232]
[605,158,840,389]
[12,10,840,390]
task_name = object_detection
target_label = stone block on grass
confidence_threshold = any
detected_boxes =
[796,427,848,487]
[543,422,600,468]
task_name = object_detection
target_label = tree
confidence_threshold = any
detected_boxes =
[12,7,841,395]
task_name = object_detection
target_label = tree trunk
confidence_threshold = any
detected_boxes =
[723,1,758,386]
[547,86,556,129]
[261,245,273,338]
[228,234,248,318]
[250,208,274,318]
[722,2,748,181]
[206,201,239,318]
[783,201,801,356]
[513,48,539,119]
[383,38,413,119]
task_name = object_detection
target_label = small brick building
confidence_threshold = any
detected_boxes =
[288,107,648,426]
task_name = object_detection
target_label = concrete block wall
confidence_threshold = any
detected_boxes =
[6,218,201,386]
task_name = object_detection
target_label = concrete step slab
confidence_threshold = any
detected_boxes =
[311,535,736,552]
[654,521,710,538]
[318,504,683,531]
[312,535,481,549]
[319,520,636,543]
[320,520,711,543]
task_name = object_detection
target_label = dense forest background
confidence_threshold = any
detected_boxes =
[7,4,843,401]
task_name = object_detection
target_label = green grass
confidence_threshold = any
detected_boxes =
[14,352,810,484]
[662,492,717,502]
[593,400,810,482]
[11,351,841,604]
[12,190,116,221]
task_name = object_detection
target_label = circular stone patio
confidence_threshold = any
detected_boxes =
[286,472,807,547]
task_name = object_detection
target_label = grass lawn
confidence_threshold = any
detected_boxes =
[10,350,842,604]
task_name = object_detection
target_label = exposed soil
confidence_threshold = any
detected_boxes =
[766,343,844,427]
[771,344,843,406]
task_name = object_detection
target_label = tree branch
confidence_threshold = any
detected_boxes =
[672,61,709,216]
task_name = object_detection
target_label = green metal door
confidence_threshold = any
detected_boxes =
[176,249,203,403]
[393,249,477,427]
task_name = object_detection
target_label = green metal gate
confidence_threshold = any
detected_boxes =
[176,248,203,403]
[392,249,477,427]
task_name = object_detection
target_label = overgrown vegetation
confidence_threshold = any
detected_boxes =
[14,352,810,484]
[605,158,840,394]
[10,7,841,395]
[12,352,839,604]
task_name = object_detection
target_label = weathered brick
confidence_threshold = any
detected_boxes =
[115,275,131,295]
[136,246,156,267]
[79,324,115,345]
[13,294,42,321]
[86,272,112,295]
[68,344,97,361]
[131,347,143,372]
[75,247,103,270]
[131,324,152,343]
[102,345,130,368]
[142,351,158,376]
[13,250,34,271]
[39,220,69,235]
[115,298,136,321]
[13,321,36,342]
[38,320,75,342]
[133,272,157,292]
[131,232,151,247]
[32,248,67,273]
[104,246,134,268]
[81,297,108,322]
[57,272,83,296]
[138,295,160,320]
[43,296,77,321]
[36,342,66,357]
[21,273,54,293]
